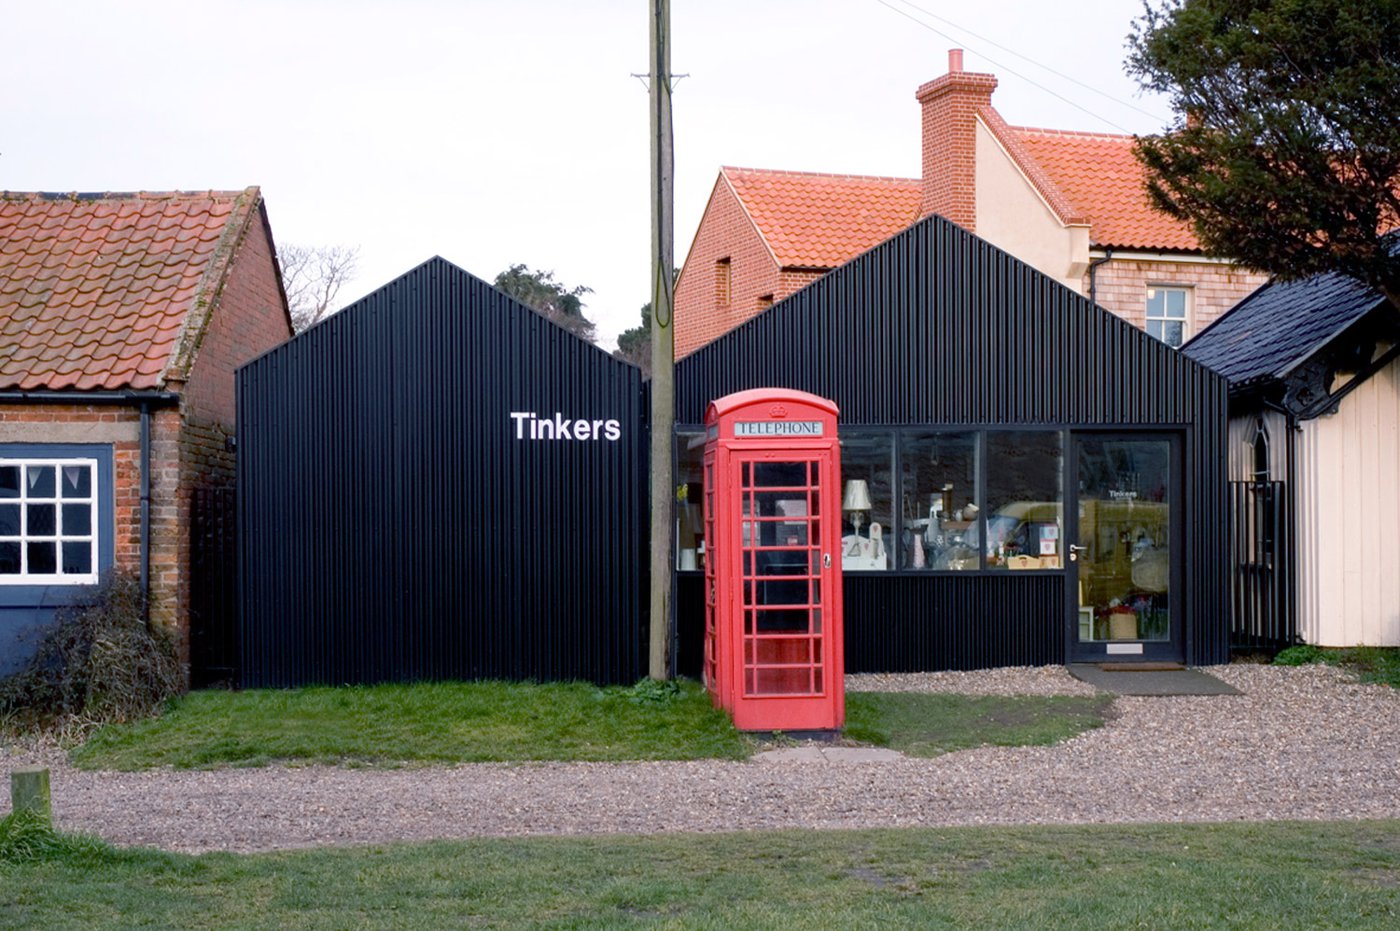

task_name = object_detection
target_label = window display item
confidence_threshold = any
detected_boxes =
[842,479,872,548]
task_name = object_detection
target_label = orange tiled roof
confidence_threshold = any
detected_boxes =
[1011,127,1201,252]
[0,188,261,391]
[723,167,922,269]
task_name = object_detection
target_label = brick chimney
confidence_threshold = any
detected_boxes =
[915,49,998,230]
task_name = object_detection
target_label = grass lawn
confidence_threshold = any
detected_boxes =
[2,815,1397,929]
[69,679,748,769]
[67,680,1112,770]
[844,693,1112,757]
[1275,645,1400,688]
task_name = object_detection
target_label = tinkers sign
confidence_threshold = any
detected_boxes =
[511,411,622,442]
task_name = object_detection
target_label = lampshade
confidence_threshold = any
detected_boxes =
[842,479,872,511]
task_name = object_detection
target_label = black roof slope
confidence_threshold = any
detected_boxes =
[1183,264,1389,387]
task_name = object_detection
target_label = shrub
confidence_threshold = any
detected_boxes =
[1271,644,1400,687]
[0,571,182,730]
[1272,645,1328,667]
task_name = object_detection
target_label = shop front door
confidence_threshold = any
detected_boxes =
[1068,434,1182,663]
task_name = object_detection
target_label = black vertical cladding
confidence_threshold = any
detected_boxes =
[237,257,648,687]
[676,215,1232,670]
[189,484,238,687]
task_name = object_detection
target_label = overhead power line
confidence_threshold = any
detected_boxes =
[873,0,1150,135]
[889,0,1165,121]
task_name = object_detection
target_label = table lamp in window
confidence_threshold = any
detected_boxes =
[842,479,872,550]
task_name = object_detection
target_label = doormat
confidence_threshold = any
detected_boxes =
[1067,664,1241,696]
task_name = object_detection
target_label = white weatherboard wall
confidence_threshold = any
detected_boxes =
[1296,354,1400,645]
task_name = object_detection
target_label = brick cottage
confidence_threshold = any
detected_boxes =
[674,50,1269,358]
[0,189,291,680]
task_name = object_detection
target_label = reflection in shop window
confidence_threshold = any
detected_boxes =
[984,432,1062,570]
[839,434,893,571]
[900,432,979,570]
[675,432,705,570]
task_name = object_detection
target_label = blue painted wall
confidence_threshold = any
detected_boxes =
[0,443,115,678]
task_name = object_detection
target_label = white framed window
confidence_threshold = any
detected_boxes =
[1146,286,1190,348]
[0,459,99,584]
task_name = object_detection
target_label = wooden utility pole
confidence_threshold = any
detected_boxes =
[648,0,675,680]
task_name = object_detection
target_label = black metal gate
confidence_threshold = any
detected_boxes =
[1229,480,1294,649]
[190,483,238,687]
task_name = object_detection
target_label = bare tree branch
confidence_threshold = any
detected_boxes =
[278,243,361,332]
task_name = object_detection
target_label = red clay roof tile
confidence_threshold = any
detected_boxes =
[721,167,922,269]
[719,116,1201,271]
[0,189,261,391]
[1010,126,1200,251]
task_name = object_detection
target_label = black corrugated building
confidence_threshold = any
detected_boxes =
[674,215,1231,672]
[237,258,648,687]
[234,218,1230,688]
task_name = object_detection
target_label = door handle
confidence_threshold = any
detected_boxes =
[1068,544,1087,562]
[823,553,832,569]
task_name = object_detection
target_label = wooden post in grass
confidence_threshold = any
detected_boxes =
[10,767,51,826]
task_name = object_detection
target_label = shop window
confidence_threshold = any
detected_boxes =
[0,458,99,584]
[984,432,1063,570]
[1146,286,1190,348]
[900,432,979,570]
[839,434,893,571]
[675,431,706,570]
[679,428,1075,575]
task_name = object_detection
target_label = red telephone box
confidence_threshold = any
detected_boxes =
[702,389,844,732]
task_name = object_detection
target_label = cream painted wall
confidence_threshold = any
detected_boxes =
[1296,355,1400,646]
[973,120,1088,293]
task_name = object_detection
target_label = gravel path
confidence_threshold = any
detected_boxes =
[3,664,1399,854]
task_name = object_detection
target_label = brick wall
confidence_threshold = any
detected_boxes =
[179,208,292,487]
[172,208,292,672]
[146,408,183,646]
[676,177,797,358]
[916,52,997,229]
[1085,258,1269,341]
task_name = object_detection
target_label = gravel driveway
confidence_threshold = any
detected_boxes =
[3,663,1398,854]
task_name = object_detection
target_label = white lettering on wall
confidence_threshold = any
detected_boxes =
[510,411,622,442]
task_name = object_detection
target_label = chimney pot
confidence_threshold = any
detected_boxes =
[948,48,963,73]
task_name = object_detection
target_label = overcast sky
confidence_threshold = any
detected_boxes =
[2,1,1174,348]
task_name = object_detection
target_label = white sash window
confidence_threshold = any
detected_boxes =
[0,459,99,584]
